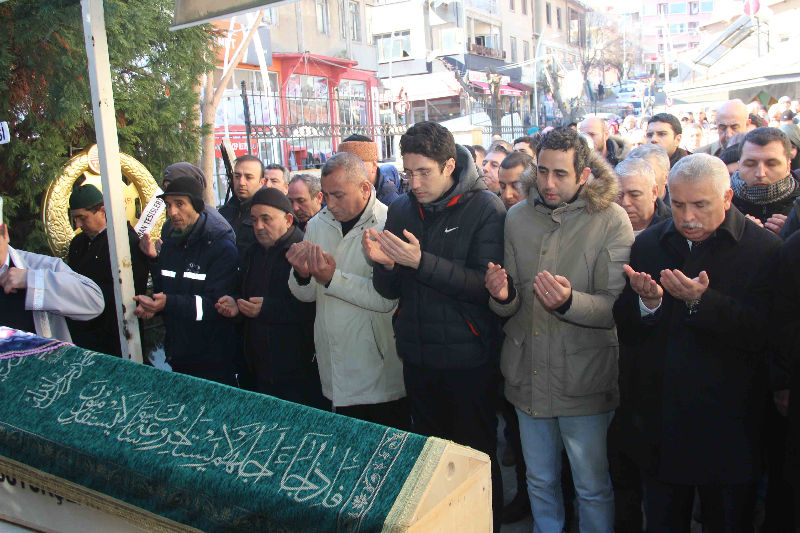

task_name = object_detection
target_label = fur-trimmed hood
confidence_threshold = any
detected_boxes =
[529,150,620,214]
[609,135,633,162]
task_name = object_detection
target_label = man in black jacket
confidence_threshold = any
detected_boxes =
[66,184,149,356]
[134,177,238,386]
[613,154,781,533]
[216,188,325,409]
[364,121,506,531]
[218,155,266,254]
[732,127,800,237]
[647,113,690,168]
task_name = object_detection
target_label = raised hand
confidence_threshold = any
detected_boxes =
[133,293,166,318]
[237,297,263,318]
[307,246,336,286]
[139,232,157,259]
[287,241,314,278]
[376,229,422,269]
[362,229,394,269]
[533,270,572,310]
[660,269,709,303]
[485,262,510,301]
[215,295,239,318]
[623,264,664,309]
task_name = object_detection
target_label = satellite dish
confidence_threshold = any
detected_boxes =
[561,71,584,100]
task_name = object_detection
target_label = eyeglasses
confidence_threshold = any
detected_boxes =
[403,169,435,180]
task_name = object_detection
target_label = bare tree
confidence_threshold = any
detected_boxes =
[200,10,265,205]
[449,65,505,134]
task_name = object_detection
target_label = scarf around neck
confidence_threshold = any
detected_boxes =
[731,172,797,205]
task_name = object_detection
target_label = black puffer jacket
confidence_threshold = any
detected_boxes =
[373,144,506,369]
[153,212,238,373]
[218,195,256,254]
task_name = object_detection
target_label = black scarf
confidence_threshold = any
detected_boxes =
[731,172,798,205]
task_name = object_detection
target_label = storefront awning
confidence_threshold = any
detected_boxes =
[381,72,464,102]
[469,81,524,96]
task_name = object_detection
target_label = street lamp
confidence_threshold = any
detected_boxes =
[533,33,559,127]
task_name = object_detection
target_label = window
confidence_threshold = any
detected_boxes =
[689,1,699,14]
[264,7,278,25]
[523,40,530,61]
[546,2,552,25]
[339,0,347,38]
[373,30,411,61]
[557,7,562,29]
[690,41,699,47]
[568,8,582,45]
[657,28,663,36]
[669,2,686,14]
[657,3,668,15]
[522,0,527,14]
[440,27,459,51]
[688,21,698,35]
[700,1,713,12]
[670,22,686,33]
[643,4,656,15]
[658,43,664,54]
[287,75,330,125]
[780,33,790,43]
[316,0,329,34]
[510,36,517,62]
[509,0,514,11]
[349,1,360,41]
[337,80,367,126]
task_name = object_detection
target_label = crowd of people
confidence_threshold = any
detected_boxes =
[1,102,800,533]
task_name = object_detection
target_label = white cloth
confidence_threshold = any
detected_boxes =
[0,251,9,277]
[639,296,662,316]
[288,187,405,407]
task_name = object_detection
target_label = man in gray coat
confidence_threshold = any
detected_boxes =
[485,128,633,533]
[0,198,104,342]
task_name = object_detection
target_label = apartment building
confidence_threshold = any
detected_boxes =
[641,0,714,72]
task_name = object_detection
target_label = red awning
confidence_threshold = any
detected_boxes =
[469,81,523,96]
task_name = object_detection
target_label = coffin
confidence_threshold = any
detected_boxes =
[0,328,491,532]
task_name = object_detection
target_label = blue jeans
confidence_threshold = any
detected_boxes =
[516,408,615,533]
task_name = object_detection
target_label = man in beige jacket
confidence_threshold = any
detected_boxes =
[287,153,407,429]
[485,128,634,533]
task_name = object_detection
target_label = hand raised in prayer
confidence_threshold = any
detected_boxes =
[533,271,572,310]
[215,295,239,318]
[237,297,263,318]
[623,264,664,309]
[765,214,788,235]
[485,262,509,301]
[133,293,166,318]
[307,246,336,286]
[362,229,394,269]
[660,269,709,303]
[287,241,314,278]
[375,229,422,269]
[139,233,158,259]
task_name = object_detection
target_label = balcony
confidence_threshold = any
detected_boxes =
[467,42,506,59]
[465,0,500,16]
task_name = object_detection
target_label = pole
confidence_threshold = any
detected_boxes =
[241,80,253,155]
[534,36,543,126]
[80,0,143,363]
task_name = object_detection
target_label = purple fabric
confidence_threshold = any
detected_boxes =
[0,327,69,359]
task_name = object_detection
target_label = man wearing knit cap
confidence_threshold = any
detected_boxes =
[219,154,266,255]
[134,177,239,386]
[338,134,402,205]
[143,162,232,259]
[216,188,326,408]
[66,184,149,356]
[0,196,105,341]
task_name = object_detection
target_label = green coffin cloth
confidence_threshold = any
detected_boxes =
[0,343,447,532]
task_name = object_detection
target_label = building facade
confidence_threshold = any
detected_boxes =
[640,0,715,74]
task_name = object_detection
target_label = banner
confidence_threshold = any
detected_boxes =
[133,187,165,238]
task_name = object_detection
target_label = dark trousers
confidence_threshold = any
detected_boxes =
[257,377,330,412]
[404,361,503,532]
[335,397,410,432]
[763,401,795,533]
[503,398,527,492]
[642,472,757,533]
[609,415,644,533]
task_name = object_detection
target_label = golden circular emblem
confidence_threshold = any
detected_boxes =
[43,145,165,258]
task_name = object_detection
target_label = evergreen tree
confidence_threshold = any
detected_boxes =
[0,0,217,252]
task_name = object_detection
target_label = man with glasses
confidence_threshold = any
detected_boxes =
[364,121,506,531]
